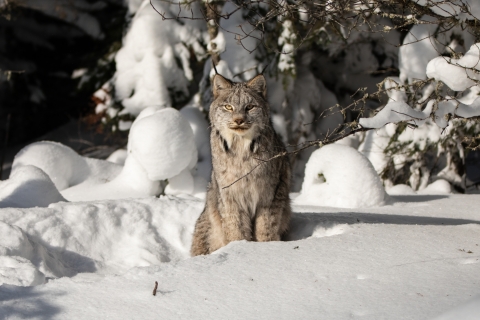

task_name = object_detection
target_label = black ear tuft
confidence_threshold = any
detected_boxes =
[212,74,233,98]
[246,74,267,98]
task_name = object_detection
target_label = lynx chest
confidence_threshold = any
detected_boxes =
[212,133,278,217]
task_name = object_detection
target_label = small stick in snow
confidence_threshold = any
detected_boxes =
[153,281,158,296]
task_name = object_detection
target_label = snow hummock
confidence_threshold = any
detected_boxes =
[387,179,452,196]
[0,196,203,287]
[8,141,124,203]
[128,107,197,181]
[62,107,197,201]
[295,144,387,208]
[12,141,91,191]
[0,166,66,209]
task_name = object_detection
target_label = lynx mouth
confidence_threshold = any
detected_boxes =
[229,126,251,133]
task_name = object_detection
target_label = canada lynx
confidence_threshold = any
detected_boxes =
[190,74,291,256]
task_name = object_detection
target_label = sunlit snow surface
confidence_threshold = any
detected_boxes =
[0,195,479,319]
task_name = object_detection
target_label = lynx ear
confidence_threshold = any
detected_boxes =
[212,74,233,97]
[246,74,267,98]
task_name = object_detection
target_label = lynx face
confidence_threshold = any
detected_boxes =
[210,74,270,140]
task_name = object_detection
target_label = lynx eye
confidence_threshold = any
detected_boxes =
[246,104,256,111]
[224,104,233,111]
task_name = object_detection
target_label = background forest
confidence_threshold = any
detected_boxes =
[1,0,480,195]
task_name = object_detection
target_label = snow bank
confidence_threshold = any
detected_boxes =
[1,195,480,319]
[0,166,66,209]
[295,144,386,208]
[0,196,204,286]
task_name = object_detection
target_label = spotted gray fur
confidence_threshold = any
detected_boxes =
[191,74,291,256]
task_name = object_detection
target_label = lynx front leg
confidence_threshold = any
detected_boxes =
[255,167,291,241]
[254,207,283,242]
[219,202,253,244]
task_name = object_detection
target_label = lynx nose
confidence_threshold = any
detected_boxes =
[234,118,244,125]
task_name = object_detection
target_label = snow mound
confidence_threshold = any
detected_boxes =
[419,179,452,195]
[386,184,417,196]
[129,107,197,181]
[387,179,451,196]
[12,141,122,192]
[0,196,204,286]
[62,107,198,201]
[0,166,66,209]
[6,107,202,204]
[295,144,386,208]
[12,141,89,191]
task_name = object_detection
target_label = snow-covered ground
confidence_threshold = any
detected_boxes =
[1,194,479,319]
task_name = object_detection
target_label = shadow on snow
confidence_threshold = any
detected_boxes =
[287,203,479,241]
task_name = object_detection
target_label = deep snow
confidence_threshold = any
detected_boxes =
[0,194,479,319]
